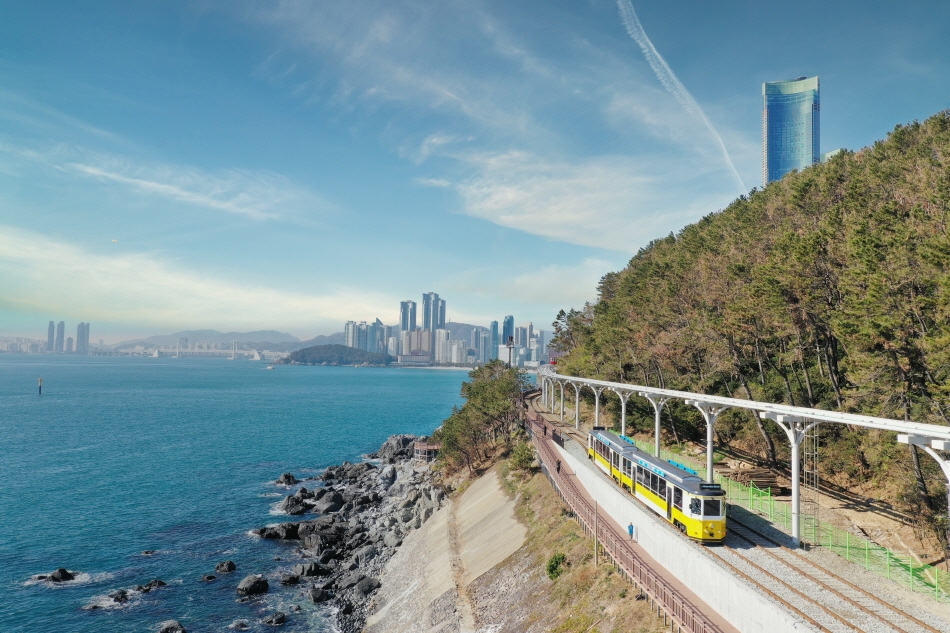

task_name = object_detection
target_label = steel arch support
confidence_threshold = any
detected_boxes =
[592,386,604,429]
[610,389,632,437]
[686,400,730,484]
[640,392,671,457]
[761,412,819,548]
[572,382,582,430]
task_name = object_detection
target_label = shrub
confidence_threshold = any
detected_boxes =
[510,441,536,471]
[547,552,567,580]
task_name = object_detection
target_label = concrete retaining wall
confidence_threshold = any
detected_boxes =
[554,443,814,633]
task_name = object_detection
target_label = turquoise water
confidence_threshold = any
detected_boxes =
[0,355,466,632]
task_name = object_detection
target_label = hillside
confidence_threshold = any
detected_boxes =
[283,344,392,366]
[552,111,950,546]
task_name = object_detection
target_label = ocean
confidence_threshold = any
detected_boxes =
[0,355,467,632]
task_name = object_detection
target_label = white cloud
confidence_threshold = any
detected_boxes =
[0,226,391,335]
[0,140,335,221]
[451,150,733,251]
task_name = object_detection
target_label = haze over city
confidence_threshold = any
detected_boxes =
[2,1,948,342]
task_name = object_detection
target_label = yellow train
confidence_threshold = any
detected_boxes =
[587,429,726,543]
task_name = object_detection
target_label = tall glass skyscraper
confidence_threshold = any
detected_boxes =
[762,76,819,186]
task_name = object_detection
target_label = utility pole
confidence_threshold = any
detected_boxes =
[506,336,514,368]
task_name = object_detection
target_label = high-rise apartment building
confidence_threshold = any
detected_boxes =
[47,321,54,353]
[502,315,514,345]
[399,300,417,332]
[422,293,441,331]
[478,330,491,364]
[489,321,499,360]
[65,337,74,353]
[434,329,451,364]
[762,76,820,185]
[55,321,65,353]
[76,322,90,354]
[344,321,358,348]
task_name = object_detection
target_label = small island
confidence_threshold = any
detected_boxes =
[281,344,393,366]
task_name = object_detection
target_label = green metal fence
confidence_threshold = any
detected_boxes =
[619,433,950,602]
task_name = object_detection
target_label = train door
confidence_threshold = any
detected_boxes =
[666,487,673,520]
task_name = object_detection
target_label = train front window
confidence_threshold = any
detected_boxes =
[703,499,722,517]
[689,498,701,515]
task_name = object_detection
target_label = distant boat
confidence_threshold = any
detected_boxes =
[265,365,275,370]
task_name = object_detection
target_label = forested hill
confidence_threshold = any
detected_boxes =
[552,111,950,531]
[283,344,392,366]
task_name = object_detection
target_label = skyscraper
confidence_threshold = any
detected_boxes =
[421,292,445,331]
[489,321,499,360]
[399,300,417,332]
[762,76,820,185]
[76,322,90,354]
[502,315,514,345]
[344,321,358,348]
[47,321,54,353]
[55,321,65,353]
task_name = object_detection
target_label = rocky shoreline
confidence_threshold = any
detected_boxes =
[250,434,446,633]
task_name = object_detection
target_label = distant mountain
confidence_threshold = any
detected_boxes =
[116,329,305,349]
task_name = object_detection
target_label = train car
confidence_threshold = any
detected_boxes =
[588,429,726,543]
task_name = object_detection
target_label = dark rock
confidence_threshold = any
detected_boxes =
[370,435,418,463]
[262,612,286,626]
[279,574,299,585]
[236,575,269,596]
[354,544,377,566]
[216,560,236,573]
[260,523,299,540]
[50,568,74,582]
[201,575,216,582]
[138,579,166,593]
[353,576,381,599]
[276,473,298,485]
[292,562,327,577]
[308,587,330,603]
[158,621,187,633]
[142,550,157,556]
[279,495,308,515]
[230,621,249,631]
[312,492,344,514]
[109,589,129,604]
[335,571,365,590]
[339,600,354,615]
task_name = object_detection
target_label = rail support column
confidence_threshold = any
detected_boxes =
[686,400,730,484]
[572,382,582,430]
[559,381,565,421]
[593,386,604,428]
[641,392,671,457]
[761,413,814,548]
[613,390,632,437]
[898,434,950,555]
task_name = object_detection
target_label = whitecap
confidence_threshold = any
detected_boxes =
[81,588,142,611]
[25,570,114,588]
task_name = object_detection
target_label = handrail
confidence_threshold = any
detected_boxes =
[538,365,950,441]
[526,408,724,633]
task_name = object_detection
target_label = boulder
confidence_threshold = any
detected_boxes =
[280,496,308,515]
[312,492,344,514]
[262,612,286,626]
[276,473,298,485]
[236,575,269,596]
[335,571,365,590]
[371,435,418,463]
[158,621,187,633]
[292,562,327,577]
[230,621,249,631]
[49,568,74,582]
[201,575,216,582]
[260,523,299,540]
[353,576,381,599]
[383,532,402,548]
[354,544,377,566]
[279,574,299,585]
[308,587,330,603]
[141,550,157,556]
[216,560,236,573]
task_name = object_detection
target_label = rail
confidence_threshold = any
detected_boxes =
[526,408,725,633]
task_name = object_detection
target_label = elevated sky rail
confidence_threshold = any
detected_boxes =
[537,364,950,547]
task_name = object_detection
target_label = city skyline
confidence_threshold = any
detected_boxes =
[2,2,949,341]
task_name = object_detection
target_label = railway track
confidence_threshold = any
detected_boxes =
[713,517,946,633]
[528,400,950,633]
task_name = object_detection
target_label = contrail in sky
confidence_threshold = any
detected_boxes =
[616,0,747,194]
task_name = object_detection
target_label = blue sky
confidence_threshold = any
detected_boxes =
[1,1,948,342]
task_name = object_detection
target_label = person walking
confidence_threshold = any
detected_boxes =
[555,459,561,474]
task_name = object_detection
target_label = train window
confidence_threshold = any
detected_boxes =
[612,451,618,467]
[649,472,657,494]
[703,500,721,517]
[673,487,682,510]
[657,479,667,499]
[689,498,702,515]
[636,466,644,484]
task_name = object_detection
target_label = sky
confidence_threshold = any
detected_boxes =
[1,1,948,342]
